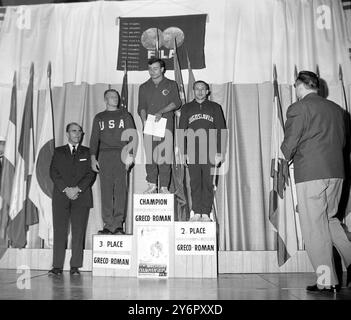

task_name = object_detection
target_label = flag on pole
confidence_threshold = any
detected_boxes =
[8,63,38,248]
[121,61,128,110]
[170,37,189,221]
[155,28,160,59]
[269,65,299,266]
[28,62,55,248]
[0,72,17,240]
[186,52,195,103]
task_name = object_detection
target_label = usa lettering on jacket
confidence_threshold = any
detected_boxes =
[99,119,125,130]
[188,114,214,124]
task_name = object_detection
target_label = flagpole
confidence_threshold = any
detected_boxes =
[339,64,350,226]
[155,28,159,59]
[273,64,301,250]
[30,63,35,158]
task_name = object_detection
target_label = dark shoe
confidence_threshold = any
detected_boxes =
[70,267,80,275]
[48,268,62,276]
[98,228,112,235]
[347,265,351,288]
[113,228,125,235]
[306,284,340,293]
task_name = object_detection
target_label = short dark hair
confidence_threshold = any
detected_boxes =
[104,89,120,101]
[296,71,319,90]
[148,58,166,70]
[193,80,210,91]
[66,122,83,133]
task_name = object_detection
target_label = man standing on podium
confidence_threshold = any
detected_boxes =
[138,58,181,194]
[90,89,138,235]
[179,81,227,222]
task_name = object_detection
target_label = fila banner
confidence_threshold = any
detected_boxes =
[117,14,206,71]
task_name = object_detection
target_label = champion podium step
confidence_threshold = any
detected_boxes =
[92,193,217,278]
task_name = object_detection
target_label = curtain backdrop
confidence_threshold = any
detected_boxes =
[1,0,351,251]
[22,80,350,250]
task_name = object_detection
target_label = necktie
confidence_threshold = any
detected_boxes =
[72,145,76,157]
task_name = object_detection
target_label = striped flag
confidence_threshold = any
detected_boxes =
[0,72,17,241]
[269,65,298,266]
[120,61,128,110]
[28,63,55,248]
[8,63,38,248]
[170,37,189,221]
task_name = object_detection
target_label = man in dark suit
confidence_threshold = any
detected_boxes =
[49,122,95,276]
[281,71,351,292]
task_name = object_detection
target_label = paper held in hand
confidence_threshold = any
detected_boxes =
[143,114,167,138]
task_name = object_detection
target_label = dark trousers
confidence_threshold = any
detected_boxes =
[99,149,127,232]
[188,164,214,216]
[52,200,90,269]
[144,134,173,188]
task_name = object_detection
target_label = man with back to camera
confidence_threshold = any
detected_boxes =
[90,89,138,235]
[49,122,95,276]
[179,80,227,222]
[281,71,351,292]
[138,57,181,194]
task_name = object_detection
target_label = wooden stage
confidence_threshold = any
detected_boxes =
[0,269,350,300]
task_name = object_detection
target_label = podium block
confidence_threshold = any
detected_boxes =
[92,194,217,278]
[133,194,174,278]
[92,234,136,277]
[174,222,217,278]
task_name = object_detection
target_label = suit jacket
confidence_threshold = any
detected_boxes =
[281,92,346,183]
[50,144,95,207]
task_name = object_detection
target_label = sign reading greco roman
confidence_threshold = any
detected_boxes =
[92,253,131,270]
[134,194,174,225]
[117,14,207,71]
[175,222,216,255]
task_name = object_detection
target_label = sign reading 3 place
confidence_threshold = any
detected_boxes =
[175,222,216,255]
[93,235,132,252]
[92,235,132,270]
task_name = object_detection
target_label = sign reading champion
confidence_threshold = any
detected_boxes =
[134,194,173,225]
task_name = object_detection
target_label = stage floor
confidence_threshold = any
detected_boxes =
[0,270,350,300]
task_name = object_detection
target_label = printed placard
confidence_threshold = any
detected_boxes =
[93,235,132,252]
[137,226,169,278]
[134,194,174,226]
[92,253,131,269]
[175,222,216,255]
[134,194,174,211]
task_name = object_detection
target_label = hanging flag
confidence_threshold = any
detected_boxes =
[120,61,128,110]
[117,14,207,71]
[269,65,299,266]
[170,38,189,221]
[0,72,17,241]
[186,52,195,103]
[28,62,55,248]
[8,63,38,248]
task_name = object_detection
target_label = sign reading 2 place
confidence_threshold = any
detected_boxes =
[117,14,207,71]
